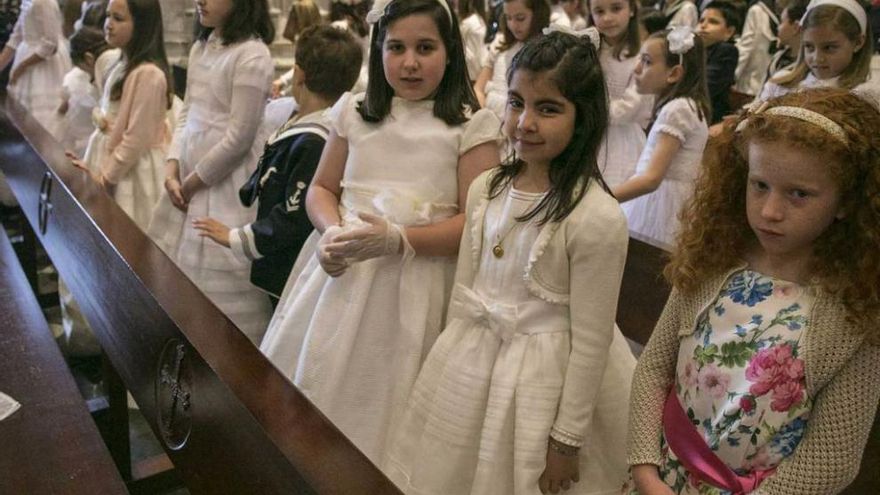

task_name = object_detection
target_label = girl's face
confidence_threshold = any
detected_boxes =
[633,37,678,95]
[504,0,534,42]
[504,69,575,171]
[802,25,864,80]
[105,0,134,49]
[746,140,844,268]
[195,0,234,30]
[561,0,580,19]
[589,0,631,43]
[777,8,801,48]
[382,14,448,101]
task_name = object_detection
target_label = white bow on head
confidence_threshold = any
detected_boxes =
[542,25,601,50]
[366,0,453,24]
[667,25,695,55]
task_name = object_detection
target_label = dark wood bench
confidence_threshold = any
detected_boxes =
[0,92,401,494]
[0,227,127,494]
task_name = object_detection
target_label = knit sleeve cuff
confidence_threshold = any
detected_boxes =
[550,426,584,448]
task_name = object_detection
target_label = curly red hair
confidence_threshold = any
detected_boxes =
[666,88,880,339]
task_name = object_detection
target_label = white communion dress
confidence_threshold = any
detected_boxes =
[260,92,501,465]
[599,44,651,188]
[148,34,274,344]
[622,97,708,250]
[5,0,71,138]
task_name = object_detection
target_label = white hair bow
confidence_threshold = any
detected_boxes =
[541,25,601,50]
[667,25,695,55]
[366,0,453,24]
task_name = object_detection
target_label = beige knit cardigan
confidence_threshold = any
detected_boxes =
[626,265,880,495]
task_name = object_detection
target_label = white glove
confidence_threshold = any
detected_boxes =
[317,225,348,277]
[325,212,405,262]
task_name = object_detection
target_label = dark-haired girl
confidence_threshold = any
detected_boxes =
[76,0,171,230]
[149,0,275,344]
[613,27,709,251]
[384,30,634,495]
[260,0,500,465]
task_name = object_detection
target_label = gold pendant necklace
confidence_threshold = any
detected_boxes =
[492,243,505,258]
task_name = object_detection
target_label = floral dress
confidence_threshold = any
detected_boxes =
[625,269,814,494]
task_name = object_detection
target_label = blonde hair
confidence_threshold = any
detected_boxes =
[771,4,873,89]
[667,88,880,338]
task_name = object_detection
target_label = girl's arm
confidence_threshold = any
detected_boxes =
[182,51,273,198]
[609,84,652,126]
[474,66,493,108]
[305,130,348,235]
[403,140,498,256]
[612,132,682,202]
[550,201,629,454]
[752,344,880,495]
[100,65,167,185]
[626,287,685,467]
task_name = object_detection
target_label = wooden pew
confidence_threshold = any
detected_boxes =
[0,94,401,493]
[0,227,127,494]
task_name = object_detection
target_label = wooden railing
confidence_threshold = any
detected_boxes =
[0,93,401,494]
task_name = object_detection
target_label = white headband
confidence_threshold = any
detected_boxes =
[800,0,867,34]
[366,0,453,25]
[735,103,848,145]
[668,25,696,55]
[542,25,601,50]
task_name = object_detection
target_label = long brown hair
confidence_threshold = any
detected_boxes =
[499,0,551,51]
[667,88,880,337]
[109,0,172,109]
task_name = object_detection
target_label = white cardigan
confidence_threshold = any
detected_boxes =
[735,2,779,95]
[457,170,630,444]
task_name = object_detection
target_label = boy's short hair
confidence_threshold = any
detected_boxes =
[784,0,810,22]
[295,25,363,101]
[638,7,667,36]
[704,1,743,35]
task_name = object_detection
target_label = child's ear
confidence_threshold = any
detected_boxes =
[292,64,306,86]
[724,25,735,41]
[853,33,866,53]
[83,52,96,67]
[666,64,684,84]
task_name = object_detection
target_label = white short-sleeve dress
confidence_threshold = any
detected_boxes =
[483,39,523,121]
[260,93,501,464]
[622,97,708,250]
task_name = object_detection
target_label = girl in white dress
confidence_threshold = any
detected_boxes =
[64,0,172,358]
[384,31,635,495]
[148,0,275,344]
[474,0,551,120]
[260,0,501,466]
[756,0,873,102]
[0,0,71,137]
[589,0,651,187]
[614,27,709,250]
[75,0,172,231]
[625,87,880,495]
[58,26,107,158]
[458,0,488,82]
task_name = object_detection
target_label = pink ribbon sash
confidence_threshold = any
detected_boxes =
[662,388,775,494]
